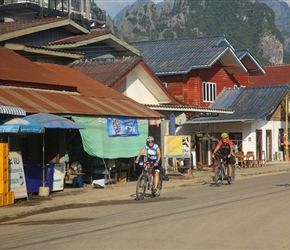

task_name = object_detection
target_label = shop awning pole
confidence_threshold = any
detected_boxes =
[42,131,45,186]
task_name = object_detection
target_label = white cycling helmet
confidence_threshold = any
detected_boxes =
[146,136,154,142]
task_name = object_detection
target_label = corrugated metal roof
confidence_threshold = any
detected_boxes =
[186,85,290,124]
[235,49,265,76]
[46,30,140,56]
[4,43,84,59]
[0,47,163,118]
[130,36,246,75]
[47,29,111,45]
[0,105,26,116]
[0,86,163,118]
[145,104,233,114]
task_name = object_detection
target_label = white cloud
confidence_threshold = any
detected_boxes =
[95,0,163,18]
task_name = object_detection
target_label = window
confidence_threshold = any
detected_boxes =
[203,82,216,102]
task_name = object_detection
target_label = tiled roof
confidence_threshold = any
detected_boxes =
[70,56,141,87]
[186,85,290,124]
[0,47,163,118]
[130,36,246,75]
[249,65,290,86]
[69,56,185,105]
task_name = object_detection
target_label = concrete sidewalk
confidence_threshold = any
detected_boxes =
[0,161,289,221]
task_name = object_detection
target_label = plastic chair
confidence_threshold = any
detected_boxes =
[246,151,255,167]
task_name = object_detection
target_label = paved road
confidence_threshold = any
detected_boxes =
[0,161,289,221]
[0,170,290,249]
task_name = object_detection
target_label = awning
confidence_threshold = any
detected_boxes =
[0,105,26,116]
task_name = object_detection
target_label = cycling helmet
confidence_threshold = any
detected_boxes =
[221,133,228,139]
[146,136,154,142]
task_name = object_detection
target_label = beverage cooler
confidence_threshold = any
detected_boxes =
[52,163,65,191]
[24,163,65,193]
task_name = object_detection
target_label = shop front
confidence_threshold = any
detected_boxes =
[69,116,149,185]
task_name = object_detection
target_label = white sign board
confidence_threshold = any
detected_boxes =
[9,151,28,199]
[53,163,65,191]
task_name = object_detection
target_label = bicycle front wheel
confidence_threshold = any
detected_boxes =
[136,173,147,200]
[214,166,223,186]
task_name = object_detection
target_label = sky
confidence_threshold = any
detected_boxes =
[95,0,164,18]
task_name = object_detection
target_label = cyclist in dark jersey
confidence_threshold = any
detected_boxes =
[212,133,236,182]
[135,136,161,193]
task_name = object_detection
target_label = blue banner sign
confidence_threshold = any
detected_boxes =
[107,116,139,137]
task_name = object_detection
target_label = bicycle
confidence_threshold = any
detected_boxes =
[136,160,163,200]
[213,152,235,186]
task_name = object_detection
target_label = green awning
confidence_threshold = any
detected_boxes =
[72,116,148,159]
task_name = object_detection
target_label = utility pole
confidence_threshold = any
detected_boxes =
[286,94,289,161]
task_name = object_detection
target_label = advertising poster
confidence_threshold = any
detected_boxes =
[8,151,28,199]
[107,116,139,137]
[164,135,191,158]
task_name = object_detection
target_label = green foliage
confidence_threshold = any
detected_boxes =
[116,0,285,66]
[127,17,137,26]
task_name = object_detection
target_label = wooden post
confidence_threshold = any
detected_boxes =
[286,94,289,161]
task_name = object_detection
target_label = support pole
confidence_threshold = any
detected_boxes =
[286,94,289,161]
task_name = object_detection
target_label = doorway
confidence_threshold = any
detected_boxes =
[266,130,272,161]
[256,130,262,161]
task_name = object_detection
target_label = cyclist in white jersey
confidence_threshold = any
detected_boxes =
[135,136,161,193]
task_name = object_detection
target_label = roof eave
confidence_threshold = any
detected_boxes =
[4,43,84,59]
[0,18,89,42]
[46,33,141,56]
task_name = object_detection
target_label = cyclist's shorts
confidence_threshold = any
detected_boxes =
[147,160,161,171]
[227,156,236,165]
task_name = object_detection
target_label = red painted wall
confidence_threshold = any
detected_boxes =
[159,62,249,107]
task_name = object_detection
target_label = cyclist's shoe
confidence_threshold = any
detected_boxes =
[152,188,157,193]
[227,176,232,184]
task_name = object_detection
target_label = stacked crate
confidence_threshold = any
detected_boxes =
[0,143,14,206]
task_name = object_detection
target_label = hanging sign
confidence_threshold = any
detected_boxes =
[9,151,28,199]
[107,116,139,137]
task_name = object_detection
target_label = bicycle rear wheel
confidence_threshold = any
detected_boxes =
[136,173,147,200]
[214,166,223,186]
